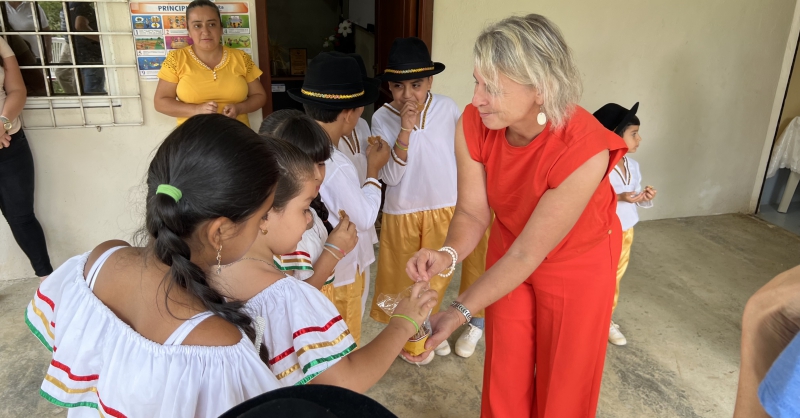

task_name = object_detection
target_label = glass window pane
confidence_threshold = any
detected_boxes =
[78,67,106,95]
[1,1,54,62]
[67,2,102,64]
[47,66,77,95]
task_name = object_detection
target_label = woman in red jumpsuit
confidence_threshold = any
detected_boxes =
[405,14,627,418]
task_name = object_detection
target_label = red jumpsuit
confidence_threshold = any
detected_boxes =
[463,104,627,418]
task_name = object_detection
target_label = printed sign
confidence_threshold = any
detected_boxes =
[130,2,252,80]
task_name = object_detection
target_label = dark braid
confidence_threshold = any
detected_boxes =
[145,114,278,363]
[310,195,333,234]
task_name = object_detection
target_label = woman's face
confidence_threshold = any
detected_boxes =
[621,125,642,153]
[262,178,316,256]
[471,68,541,130]
[187,6,222,51]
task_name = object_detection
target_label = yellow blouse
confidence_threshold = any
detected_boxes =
[158,46,262,126]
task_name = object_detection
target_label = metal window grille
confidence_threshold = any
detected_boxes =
[0,0,142,128]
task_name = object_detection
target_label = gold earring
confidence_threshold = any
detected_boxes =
[216,244,223,274]
[260,228,268,235]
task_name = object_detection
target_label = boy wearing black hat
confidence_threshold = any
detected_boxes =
[368,37,490,363]
[289,52,391,345]
[593,102,657,346]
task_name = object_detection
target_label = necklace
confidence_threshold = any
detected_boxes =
[222,257,282,272]
[187,47,227,81]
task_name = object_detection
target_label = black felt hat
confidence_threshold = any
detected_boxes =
[330,52,380,87]
[593,102,640,134]
[288,52,380,110]
[378,37,445,82]
[218,385,397,418]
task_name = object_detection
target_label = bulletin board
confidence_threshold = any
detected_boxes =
[130,1,253,80]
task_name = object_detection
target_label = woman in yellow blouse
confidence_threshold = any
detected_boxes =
[154,0,266,126]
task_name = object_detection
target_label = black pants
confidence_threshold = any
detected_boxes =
[0,130,52,276]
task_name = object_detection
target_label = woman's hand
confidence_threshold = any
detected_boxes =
[0,132,11,149]
[390,281,440,338]
[222,103,240,119]
[400,308,463,362]
[406,248,452,282]
[326,211,358,255]
[195,101,218,115]
[400,100,420,131]
[618,191,645,203]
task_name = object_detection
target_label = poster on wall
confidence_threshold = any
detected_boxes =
[129,1,253,80]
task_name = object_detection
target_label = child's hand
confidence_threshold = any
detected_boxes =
[642,186,657,201]
[390,281,440,338]
[618,192,645,203]
[327,211,358,255]
[366,138,391,171]
[400,100,420,131]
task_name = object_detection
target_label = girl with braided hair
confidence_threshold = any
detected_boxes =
[25,114,282,417]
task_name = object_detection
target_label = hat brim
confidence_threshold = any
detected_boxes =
[219,385,397,418]
[614,102,639,134]
[378,62,445,82]
[287,81,380,110]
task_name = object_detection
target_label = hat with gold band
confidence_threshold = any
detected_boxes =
[288,52,379,110]
[378,37,445,82]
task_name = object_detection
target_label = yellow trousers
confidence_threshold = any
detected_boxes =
[333,267,366,346]
[613,228,634,313]
[370,207,490,323]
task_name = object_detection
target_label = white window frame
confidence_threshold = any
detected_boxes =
[0,0,143,128]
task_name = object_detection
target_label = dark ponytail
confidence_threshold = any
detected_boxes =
[145,114,279,361]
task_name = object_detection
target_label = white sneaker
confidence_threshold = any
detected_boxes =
[434,339,451,356]
[608,321,627,346]
[455,324,483,358]
[399,350,434,365]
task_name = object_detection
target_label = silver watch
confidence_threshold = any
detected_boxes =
[450,301,472,324]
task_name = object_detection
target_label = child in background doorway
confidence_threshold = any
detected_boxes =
[593,102,657,346]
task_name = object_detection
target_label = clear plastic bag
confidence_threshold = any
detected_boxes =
[376,286,432,356]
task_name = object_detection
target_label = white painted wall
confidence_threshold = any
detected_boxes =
[429,0,799,222]
[0,0,263,280]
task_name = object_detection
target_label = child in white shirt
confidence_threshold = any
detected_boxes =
[259,109,358,302]
[288,52,390,345]
[369,37,490,362]
[594,102,657,346]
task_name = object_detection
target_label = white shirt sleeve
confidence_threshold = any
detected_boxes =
[321,157,382,232]
[373,116,408,187]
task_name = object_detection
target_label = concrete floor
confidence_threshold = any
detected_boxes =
[2,214,799,417]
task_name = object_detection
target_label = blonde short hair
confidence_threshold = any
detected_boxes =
[474,14,582,128]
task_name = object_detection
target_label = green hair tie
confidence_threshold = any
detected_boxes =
[156,184,182,203]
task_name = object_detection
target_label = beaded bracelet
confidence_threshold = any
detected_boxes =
[438,246,458,278]
[391,314,419,333]
[324,243,346,258]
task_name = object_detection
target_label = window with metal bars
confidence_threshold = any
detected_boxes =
[0,0,142,128]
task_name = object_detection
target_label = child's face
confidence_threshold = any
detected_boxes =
[388,77,432,107]
[314,161,326,192]
[341,107,364,134]
[262,178,316,255]
[621,125,642,153]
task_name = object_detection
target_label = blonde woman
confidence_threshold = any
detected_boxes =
[406,15,628,417]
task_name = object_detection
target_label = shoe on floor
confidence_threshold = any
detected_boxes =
[455,324,483,358]
[434,339,451,356]
[609,321,627,346]
[399,350,434,365]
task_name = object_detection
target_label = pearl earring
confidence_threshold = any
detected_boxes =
[537,111,547,125]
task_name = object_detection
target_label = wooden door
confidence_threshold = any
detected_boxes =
[374,0,434,109]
